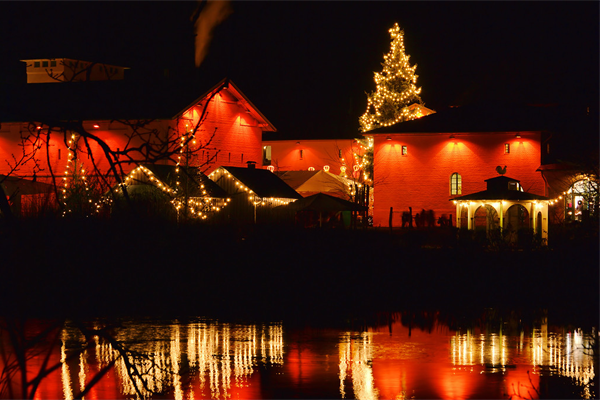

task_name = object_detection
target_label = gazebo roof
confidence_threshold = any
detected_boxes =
[452,190,549,202]
[452,175,549,202]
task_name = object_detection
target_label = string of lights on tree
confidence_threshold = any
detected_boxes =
[359,23,424,133]
[93,116,231,220]
[352,137,374,183]
[61,133,94,217]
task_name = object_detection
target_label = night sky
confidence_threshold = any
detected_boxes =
[1,1,598,139]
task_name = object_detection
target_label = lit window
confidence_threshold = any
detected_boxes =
[505,143,510,154]
[402,145,408,156]
[450,172,462,195]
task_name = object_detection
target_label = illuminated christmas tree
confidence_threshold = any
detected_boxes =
[359,23,423,132]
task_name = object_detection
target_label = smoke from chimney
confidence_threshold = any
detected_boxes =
[193,0,233,68]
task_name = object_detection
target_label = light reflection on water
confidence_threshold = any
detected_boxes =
[14,315,597,399]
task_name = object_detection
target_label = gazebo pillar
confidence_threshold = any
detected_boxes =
[530,202,536,235]
[467,203,473,230]
[455,203,461,227]
[499,201,504,233]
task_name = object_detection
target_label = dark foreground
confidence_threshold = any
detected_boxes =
[0,219,598,328]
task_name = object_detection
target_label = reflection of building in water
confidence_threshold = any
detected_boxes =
[60,321,284,399]
[450,321,596,399]
[339,332,379,400]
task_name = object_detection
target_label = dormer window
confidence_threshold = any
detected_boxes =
[508,181,522,191]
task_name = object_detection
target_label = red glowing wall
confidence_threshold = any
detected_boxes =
[0,89,264,184]
[176,91,264,175]
[371,132,544,227]
[263,139,362,175]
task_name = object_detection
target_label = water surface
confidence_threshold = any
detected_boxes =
[10,313,595,399]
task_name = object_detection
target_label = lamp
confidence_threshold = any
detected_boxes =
[449,134,455,139]
[386,136,392,141]
[515,133,521,139]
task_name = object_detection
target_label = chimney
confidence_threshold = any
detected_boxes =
[246,161,256,169]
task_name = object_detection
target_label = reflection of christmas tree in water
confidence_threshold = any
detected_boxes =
[360,23,424,132]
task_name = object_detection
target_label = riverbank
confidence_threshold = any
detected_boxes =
[0,219,597,328]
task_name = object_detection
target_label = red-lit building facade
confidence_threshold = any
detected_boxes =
[0,59,275,215]
[262,138,364,178]
[365,103,596,228]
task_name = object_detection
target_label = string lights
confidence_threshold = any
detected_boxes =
[359,23,424,132]
[208,167,297,208]
[61,133,94,217]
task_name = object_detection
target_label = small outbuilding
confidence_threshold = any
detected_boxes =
[209,162,302,223]
[452,174,550,243]
[116,164,230,220]
[284,192,367,228]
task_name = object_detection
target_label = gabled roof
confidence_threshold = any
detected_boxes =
[0,75,275,131]
[132,164,229,198]
[285,192,367,212]
[222,166,302,199]
[275,170,353,198]
[275,170,320,190]
[295,170,353,193]
[366,102,570,135]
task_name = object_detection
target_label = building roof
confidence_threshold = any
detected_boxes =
[275,170,353,199]
[139,164,229,198]
[0,76,275,131]
[275,170,320,190]
[285,192,367,212]
[366,102,577,135]
[452,175,549,202]
[222,166,302,199]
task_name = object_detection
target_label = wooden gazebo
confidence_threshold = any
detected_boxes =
[452,175,550,242]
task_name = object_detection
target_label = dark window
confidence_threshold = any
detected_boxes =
[34,61,40,68]
[50,60,56,67]
[42,61,48,68]
[263,146,271,165]
[299,149,304,160]
[338,149,342,158]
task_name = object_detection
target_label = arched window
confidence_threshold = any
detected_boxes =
[450,173,462,195]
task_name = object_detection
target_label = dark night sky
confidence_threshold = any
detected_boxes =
[1,1,598,139]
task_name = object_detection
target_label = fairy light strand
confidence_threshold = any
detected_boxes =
[359,23,424,133]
